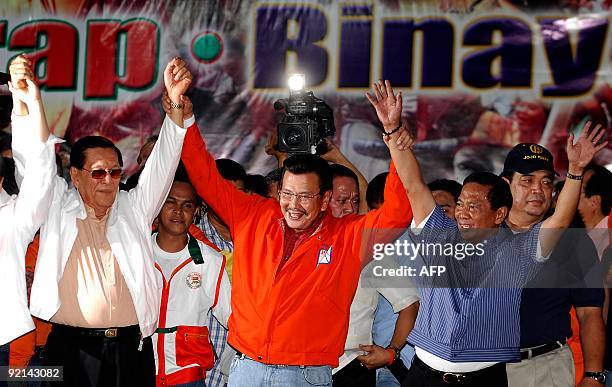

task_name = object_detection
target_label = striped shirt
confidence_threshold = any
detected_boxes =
[406,206,543,362]
[199,214,233,387]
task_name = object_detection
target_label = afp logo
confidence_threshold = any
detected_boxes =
[529,144,544,154]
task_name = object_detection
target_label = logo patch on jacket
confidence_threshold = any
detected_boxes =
[186,272,202,289]
[317,246,332,265]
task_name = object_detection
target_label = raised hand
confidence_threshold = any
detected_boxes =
[161,90,171,115]
[163,57,192,104]
[382,124,414,151]
[9,54,33,90]
[162,90,193,120]
[366,80,402,131]
[9,78,41,105]
[566,121,608,172]
[182,95,193,120]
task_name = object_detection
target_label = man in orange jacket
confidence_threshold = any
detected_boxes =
[180,80,414,386]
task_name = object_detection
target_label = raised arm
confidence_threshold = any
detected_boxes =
[540,122,607,255]
[366,80,436,225]
[321,139,370,214]
[128,57,190,223]
[8,72,59,235]
[8,54,31,117]
[164,57,190,128]
[180,117,265,233]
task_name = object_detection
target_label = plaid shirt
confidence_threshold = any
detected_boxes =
[199,214,233,387]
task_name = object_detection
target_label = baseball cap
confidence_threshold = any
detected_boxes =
[502,143,558,176]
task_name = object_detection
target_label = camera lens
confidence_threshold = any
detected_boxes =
[285,128,304,147]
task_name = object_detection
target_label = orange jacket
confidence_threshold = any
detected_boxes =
[9,235,52,366]
[181,123,413,367]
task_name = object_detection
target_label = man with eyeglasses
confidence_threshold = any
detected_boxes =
[180,80,414,386]
[17,57,192,387]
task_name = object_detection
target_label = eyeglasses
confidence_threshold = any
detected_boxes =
[81,167,122,180]
[278,190,321,204]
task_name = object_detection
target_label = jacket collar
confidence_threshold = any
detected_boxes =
[0,188,14,208]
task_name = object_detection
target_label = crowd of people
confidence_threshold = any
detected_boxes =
[0,54,611,387]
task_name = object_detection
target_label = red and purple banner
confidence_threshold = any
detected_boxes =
[1,0,610,180]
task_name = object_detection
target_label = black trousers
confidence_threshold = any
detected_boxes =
[332,358,376,387]
[402,356,507,387]
[43,325,155,387]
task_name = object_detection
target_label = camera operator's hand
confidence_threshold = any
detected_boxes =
[366,80,402,132]
[320,139,345,164]
[265,131,288,167]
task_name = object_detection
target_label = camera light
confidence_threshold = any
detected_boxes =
[288,74,305,92]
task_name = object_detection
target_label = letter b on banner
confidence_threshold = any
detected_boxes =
[85,19,159,99]
[254,6,328,88]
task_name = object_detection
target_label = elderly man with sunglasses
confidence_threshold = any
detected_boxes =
[11,56,192,387]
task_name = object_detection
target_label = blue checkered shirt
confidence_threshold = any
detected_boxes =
[199,214,233,387]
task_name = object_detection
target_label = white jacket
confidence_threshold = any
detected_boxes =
[152,234,231,381]
[0,113,59,345]
[29,115,189,337]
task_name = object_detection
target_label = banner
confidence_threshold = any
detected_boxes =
[1,0,610,181]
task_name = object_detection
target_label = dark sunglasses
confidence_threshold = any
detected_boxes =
[81,167,122,180]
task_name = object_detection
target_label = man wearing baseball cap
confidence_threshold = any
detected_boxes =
[502,130,607,387]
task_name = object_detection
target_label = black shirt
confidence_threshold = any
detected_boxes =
[519,229,604,348]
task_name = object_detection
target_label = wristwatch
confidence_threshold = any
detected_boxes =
[584,371,607,384]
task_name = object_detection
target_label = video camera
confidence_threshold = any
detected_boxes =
[274,74,335,155]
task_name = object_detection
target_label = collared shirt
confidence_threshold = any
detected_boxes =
[407,206,543,363]
[199,214,233,387]
[29,115,188,337]
[199,214,233,253]
[52,205,138,328]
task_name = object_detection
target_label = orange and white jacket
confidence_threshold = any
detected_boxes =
[152,233,231,387]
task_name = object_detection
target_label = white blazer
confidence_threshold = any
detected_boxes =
[0,113,60,345]
[29,115,190,337]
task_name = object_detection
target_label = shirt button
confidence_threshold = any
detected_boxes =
[258,356,262,360]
